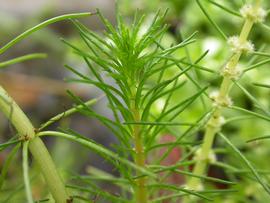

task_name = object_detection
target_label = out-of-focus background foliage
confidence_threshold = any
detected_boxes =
[1,0,270,202]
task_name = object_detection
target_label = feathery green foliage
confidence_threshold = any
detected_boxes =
[1,0,270,202]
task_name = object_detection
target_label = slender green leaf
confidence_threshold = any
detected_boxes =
[196,0,227,40]
[246,135,270,143]
[207,0,241,17]
[234,81,270,116]
[0,13,93,54]
[39,97,102,130]
[38,131,156,178]
[148,184,211,200]
[0,139,21,151]
[230,106,270,122]
[218,132,270,195]
[0,144,20,189]
[22,141,34,203]
[0,53,47,69]
[244,58,270,72]
[253,82,270,89]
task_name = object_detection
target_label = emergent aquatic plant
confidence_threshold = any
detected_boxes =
[1,0,270,202]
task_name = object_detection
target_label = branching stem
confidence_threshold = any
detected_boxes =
[0,86,69,203]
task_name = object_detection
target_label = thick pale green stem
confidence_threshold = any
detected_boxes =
[131,88,148,203]
[186,1,261,195]
[0,86,69,203]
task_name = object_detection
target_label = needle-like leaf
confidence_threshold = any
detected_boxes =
[219,132,270,195]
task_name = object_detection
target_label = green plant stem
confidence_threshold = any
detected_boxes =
[0,86,69,203]
[131,88,148,203]
[186,1,260,193]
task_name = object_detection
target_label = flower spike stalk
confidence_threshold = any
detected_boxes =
[0,86,69,202]
[186,0,266,193]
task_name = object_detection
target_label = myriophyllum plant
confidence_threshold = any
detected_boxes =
[0,8,206,203]
[62,9,210,202]
[1,1,270,203]
[186,0,270,198]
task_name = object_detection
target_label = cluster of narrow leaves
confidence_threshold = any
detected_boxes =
[61,9,224,202]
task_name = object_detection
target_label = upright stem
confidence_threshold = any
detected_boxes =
[131,87,148,203]
[0,86,69,203]
[186,1,261,194]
